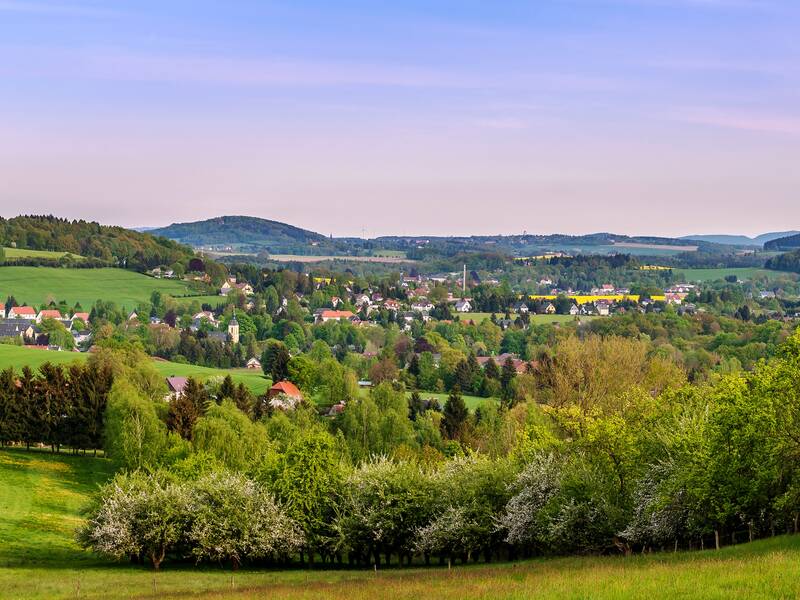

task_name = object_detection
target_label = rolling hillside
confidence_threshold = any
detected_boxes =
[0,266,204,308]
[149,215,334,254]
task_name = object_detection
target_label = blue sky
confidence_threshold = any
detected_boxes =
[1,0,798,237]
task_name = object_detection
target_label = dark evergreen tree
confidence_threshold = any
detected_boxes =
[441,386,468,440]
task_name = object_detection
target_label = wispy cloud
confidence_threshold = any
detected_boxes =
[78,51,477,89]
[674,106,800,135]
[0,1,117,17]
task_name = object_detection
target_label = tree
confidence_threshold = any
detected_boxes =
[441,387,468,440]
[500,358,517,405]
[271,346,291,383]
[188,472,304,569]
[78,471,190,570]
[104,379,168,470]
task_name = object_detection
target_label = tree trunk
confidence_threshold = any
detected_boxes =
[749,521,754,543]
[714,530,720,550]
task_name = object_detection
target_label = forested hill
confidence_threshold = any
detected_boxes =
[681,231,799,246]
[0,215,194,270]
[766,249,800,273]
[149,215,331,254]
[765,233,800,252]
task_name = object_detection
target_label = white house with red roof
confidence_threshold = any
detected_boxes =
[71,312,90,324]
[8,306,36,320]
[316,310,356,323]
[36,309,63,323]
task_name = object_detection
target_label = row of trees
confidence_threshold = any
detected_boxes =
[77,329,800,571]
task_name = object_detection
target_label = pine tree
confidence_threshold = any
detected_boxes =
[501,358,517,406]
[441,386,468,440]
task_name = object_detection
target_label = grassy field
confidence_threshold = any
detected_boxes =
[458,312,594,325]
[675,267,796,283]
[408,391,495,412]
[2,247,84,260]
[0,345,271,395]
[172,294,228,307]
[3,447,800,599]
[0,266,210,309]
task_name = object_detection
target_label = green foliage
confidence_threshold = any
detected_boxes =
[192,400,269,472]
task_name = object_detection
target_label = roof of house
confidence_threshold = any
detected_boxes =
[165,376,188,393]
[38,310,63,319]
[10,306,35,315]
[269,380,303,398]
[0,322,31,337]
[72,312,90,322]
[320,310,355,319]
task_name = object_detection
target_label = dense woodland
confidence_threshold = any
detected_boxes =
[0,216,195,270]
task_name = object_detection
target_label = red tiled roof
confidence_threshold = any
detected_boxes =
[38,310,62,319]
[269,380,303,399]
[10,306,35,315]
[72,312,90,322]
[320,310,355,319]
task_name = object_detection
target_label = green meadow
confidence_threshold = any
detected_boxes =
[2,447,800,600]
[2,247,84,260]
[0,345,271,395]
[0,266,208,309]
[675,267,795,283]
[458,313,594,325]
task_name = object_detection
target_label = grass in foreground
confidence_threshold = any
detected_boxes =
[0,345,271,395]
[3,448,800,599]
[0,266,204,309]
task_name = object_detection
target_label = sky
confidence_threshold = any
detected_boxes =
[1,0,799,238]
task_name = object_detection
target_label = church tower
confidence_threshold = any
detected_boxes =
[228,311,240,344]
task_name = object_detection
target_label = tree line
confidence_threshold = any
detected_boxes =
[67,329,800,570]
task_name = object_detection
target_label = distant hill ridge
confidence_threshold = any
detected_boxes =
[765,233,800,251]
[681,232,799,246]
[148,216,330,254]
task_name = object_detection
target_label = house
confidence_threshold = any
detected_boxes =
[234,282,254,296]
[0,307,4,319]
[219,281,233,296]
[569,304,581,316]
[246,357,262,370]
[760,290,777,300]
[354,294,371,308]
[665,292,686,305]
[512,301,529,314]
[594,300,611,316]
[331,296,343,308]
[0,321,35,341]
[454,299,472,312]
[71,312,90,324]
[165,376,188,400]
[316,310,356,323]
[193,310,218,325]
[268,381,304,411]
[8,306,36,320]
[72,330,92,347]
[384,299,400,311]
[543,303,556,315]
[411,301,434,313]
[127,310,139,321]
[36,309,63,323]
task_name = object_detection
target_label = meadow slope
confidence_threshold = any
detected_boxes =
[2,448,800,600]
[0,345,271,395]
[0,266,205,308]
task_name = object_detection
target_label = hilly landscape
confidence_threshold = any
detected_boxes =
[148,215,336,255]
[681,231,799,246]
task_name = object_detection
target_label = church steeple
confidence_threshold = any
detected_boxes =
[227,309,240,344]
